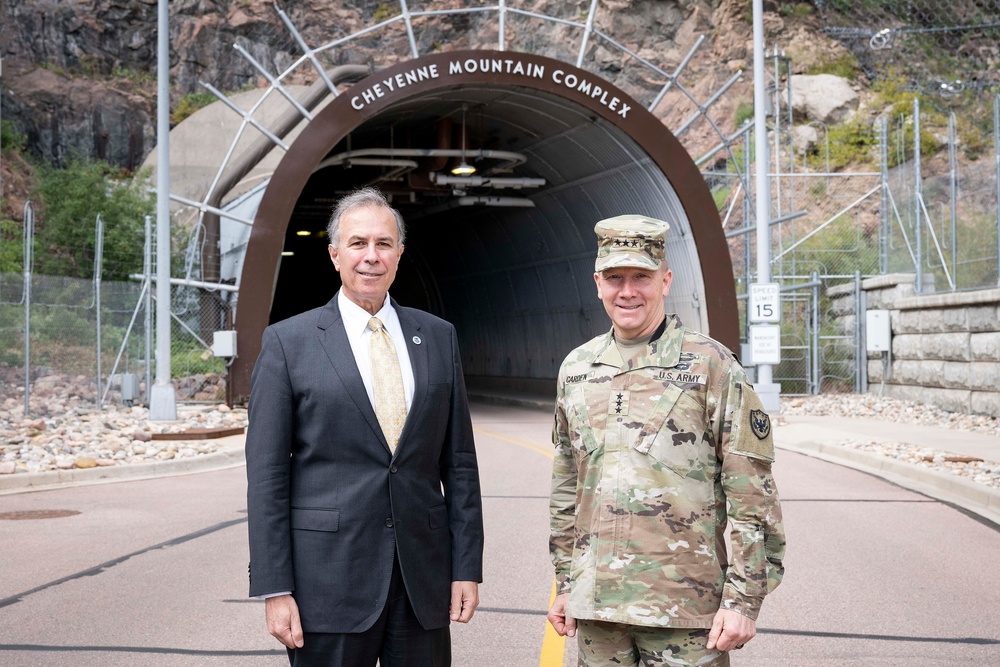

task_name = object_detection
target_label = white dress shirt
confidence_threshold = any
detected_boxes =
[337,290,415,412]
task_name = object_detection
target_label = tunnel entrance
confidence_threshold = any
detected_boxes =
[234,51,735,402]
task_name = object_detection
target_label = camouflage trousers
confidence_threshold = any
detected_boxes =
[576,620,729,667]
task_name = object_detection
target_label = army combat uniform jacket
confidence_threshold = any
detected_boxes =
[550,316,785,629]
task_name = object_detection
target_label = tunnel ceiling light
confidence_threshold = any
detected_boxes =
[281,251,294,256]
[451,104,476,176]
[296,230,312,236]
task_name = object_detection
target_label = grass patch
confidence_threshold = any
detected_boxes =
[780,3,814,18]
[734,100,755,127]
[805,53,858,79]
[1,120,26,155]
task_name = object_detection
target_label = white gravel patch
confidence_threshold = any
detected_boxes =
[781,394,1000,489]
[0,403,247,475]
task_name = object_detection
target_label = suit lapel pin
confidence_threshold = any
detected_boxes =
[412,336,422,345]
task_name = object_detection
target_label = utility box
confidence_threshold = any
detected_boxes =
[118,373,141,405]
[866,310,892,352]
[213,330,238,358]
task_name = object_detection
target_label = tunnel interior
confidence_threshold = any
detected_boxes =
[270,84,710,396]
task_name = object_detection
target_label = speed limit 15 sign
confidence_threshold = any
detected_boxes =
[749,282,780,323]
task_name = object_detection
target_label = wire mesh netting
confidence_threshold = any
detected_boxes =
[816,0,1000,96]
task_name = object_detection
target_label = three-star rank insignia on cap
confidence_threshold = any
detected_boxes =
[749,408,771,440]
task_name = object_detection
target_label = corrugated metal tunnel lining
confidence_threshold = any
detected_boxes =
[234,51,734,402]
[281,86,707,396]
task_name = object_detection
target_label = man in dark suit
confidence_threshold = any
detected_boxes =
[246,187,484,666]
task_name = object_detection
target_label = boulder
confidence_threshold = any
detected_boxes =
[790,124,821,155]
[787,74,859,125]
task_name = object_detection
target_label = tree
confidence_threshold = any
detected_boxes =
[33,159,153,281]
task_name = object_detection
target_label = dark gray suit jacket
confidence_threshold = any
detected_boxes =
[246,294,484,633]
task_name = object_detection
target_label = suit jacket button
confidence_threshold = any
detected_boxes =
[385,518,394,528]
[390,465,397,473]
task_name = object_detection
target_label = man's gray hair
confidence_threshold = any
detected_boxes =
[327,187,406,247]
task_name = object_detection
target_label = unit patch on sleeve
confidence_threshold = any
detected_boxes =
[731,384,775,462]
[749,409,770,439]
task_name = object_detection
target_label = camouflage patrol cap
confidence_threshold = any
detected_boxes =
[594,214,670,271]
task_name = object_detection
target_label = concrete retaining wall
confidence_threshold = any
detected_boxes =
[829,273,1000,417]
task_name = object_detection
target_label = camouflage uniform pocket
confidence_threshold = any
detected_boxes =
[635,384,712,482]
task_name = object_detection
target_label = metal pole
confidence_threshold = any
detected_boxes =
[576,0,599,68]
[752,0,779,411]
[23,202,32,418]
[150,0,176,420]
[880,117,889,274]
[855,270,862,393]
[948,113,957,289]
[995,94,999,287]
[809,271,820,396]
[772,46,781,224]
[859,286,868,393]
[144,215,153,406]
[95,215,104,409]
[498,0,506,51]
[1,56,4,206]
[744,127,752,341]
[914,97,923,293]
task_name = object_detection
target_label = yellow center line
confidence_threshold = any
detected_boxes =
[472,426,564,665]
[539,577,567,667]
[473,426,554,460]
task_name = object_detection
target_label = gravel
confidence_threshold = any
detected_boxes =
[781,393,1000,489]
[2,388,998,492]
[0,403,247,475]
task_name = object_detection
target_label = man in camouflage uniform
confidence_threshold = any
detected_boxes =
[547,215,785,666]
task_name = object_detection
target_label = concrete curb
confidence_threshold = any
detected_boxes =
[0,435,247,495]
[778,440,1000,527]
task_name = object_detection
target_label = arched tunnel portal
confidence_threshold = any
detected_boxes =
[231,51,736,403]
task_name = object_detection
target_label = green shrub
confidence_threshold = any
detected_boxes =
[1,120,27,155]
[0,218,24,272]
[373,3,400,22]
[32,159,154,281]
[171,91,218,125]
[112,66,156,88]
[813,117,877,170]
[780,3,814,17]
[172,339,225,376]
[734,101,755,127]
[712,186,731,212]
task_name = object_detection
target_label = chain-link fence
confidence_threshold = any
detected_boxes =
[0,209,232,418]
[704,53,999,395]
[884,98,1000,292]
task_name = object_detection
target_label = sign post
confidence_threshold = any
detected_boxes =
[752,0,781,412]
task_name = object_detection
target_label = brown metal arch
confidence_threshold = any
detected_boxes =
[231,50,736,402]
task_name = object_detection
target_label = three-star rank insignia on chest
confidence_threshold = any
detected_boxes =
[608,390,630,417]
[749,408,771,440]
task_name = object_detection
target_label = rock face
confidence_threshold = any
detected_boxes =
[2,0,843,172]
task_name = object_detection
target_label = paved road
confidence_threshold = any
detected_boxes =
[1,403,998,666]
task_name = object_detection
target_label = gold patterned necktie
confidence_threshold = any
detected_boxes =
[368,316,407,453]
